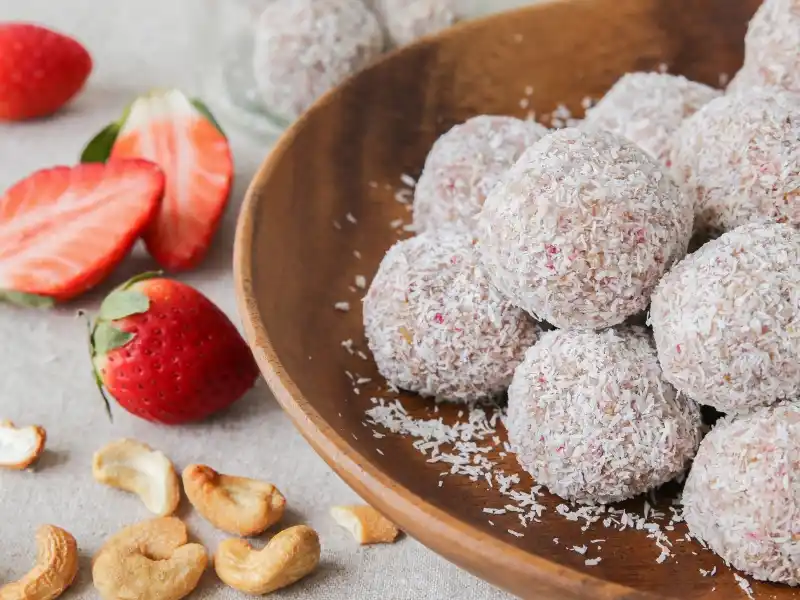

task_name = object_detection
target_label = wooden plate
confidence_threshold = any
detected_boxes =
[233,1,785,598]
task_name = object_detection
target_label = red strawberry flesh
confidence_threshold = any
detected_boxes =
[0,159,164,302]
[109,90,234,271]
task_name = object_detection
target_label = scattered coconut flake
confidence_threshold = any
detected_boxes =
[733,574,754,600]
[346,212,357,224]
[390,218,404,229]
[508,529,524,538]
[585,557,602,566]
[355,275,367,289]
[333,220,342,230]
[353,250,362,259]
[572,545,588,555]
[334,302,351,312]
[401,173,417,188]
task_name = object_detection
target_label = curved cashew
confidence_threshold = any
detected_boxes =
[330,505,400,545]
[0,420,46,470]
[92,439,181,516]
[92,517,208,600]
[182,464,286,536]
[214,525,320,595]
[0,525,79,600]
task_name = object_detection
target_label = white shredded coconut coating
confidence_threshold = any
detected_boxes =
[669,88,800,235]
[362,228,541,402]
[682,402,800,587]
[505,327,703,505]
[582,72,721,164]
[477,127,693,330]
[727,0,800,95]
[252,0,385,121]
[367,0,457,47]
[649,221,800,413]
[412,115,550,234]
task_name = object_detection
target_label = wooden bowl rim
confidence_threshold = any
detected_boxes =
[233,4,664,598]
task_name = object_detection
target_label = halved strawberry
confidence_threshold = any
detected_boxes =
[81,89,233,271]
[0,159,165,305]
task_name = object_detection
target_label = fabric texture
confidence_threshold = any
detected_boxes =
[0,0,526,597]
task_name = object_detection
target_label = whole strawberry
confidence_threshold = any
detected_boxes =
[0,23,92,121]
[90,273,260,425]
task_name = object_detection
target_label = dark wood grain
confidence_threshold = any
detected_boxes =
[233,0,786,598]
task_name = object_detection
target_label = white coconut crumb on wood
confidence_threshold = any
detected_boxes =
[333,220,342,230]
[572,545,588,555]
[733,574,755,600]
[585,558,602,566]
[334,302,351,312]
[508,530,524,538]
[346,212,358,224]
[389,218,404,229]
[353,250,362,259]
[400,174,417,188]
[354,275,367,289]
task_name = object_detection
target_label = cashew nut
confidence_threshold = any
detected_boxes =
[0,525,79,600]
[182,464,286,536]
[0,420,46,470]
[92,517,208,600]
[214,525,320,595]
[92,439,181,516]
[330,505,400,545]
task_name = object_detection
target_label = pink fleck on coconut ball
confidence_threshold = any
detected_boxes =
[412,115,549,234]
[477,127,693,330]
[669,87,800,236]
[583,72,721,165]
[649,220,800,414]
[682,401,800,586]
[362,227,541,403]
[505,327,703,505]
[727,0,800,95]
[367,0,457,47]
[252,0,385,122]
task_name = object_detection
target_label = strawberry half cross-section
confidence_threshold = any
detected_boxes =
[0,159,165,306]
[81,89,234,272]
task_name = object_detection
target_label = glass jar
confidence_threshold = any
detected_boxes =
[198,0,543,137]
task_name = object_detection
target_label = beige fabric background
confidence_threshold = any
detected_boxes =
[0,1,536,598]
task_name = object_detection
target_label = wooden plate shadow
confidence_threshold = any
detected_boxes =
[233,1,785,598]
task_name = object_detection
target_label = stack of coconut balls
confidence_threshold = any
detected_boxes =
[363,0,800,587]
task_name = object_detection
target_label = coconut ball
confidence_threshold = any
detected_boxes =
[669,88,800,236]
[505,327,703,505]
[476,127,693,330]
[412,115,549,234]
[368,0,457,47]
[363,228,541,402]
[726,0,800,95]
[252,0,385,122]
[582,72,721,164]
[683,402,800,586]
[649,221,800,413]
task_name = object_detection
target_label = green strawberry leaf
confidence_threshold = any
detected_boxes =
[99,290,150,321]
[80,102,133,164]
[79,310,114,422]
[80,122,121,164]
[93,322,135,355]
[190,98,227,138]
[0,290,55,309]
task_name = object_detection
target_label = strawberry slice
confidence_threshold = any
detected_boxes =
[81,89,233,271]
[0,159,165,305]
